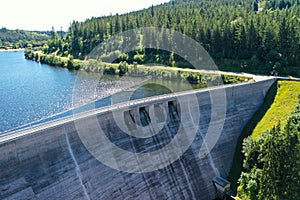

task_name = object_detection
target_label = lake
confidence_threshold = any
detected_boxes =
[0,50,201,134]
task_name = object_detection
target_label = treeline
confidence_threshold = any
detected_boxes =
[25,50,250,85]
[81,60,251,85]
[41,0,300,76]
[237,96,300,200]
[0,28,51,49]
[25,50,82,70]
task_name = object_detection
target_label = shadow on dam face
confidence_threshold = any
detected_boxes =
[0,79,275,200]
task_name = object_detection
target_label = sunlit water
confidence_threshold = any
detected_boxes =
[0,51,202,134]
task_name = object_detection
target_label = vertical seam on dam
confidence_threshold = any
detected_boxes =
[65,132,91,200]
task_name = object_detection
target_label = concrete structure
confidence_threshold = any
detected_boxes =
[0,78,275,200]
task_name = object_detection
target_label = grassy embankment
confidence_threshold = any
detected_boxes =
[252,81,300,139]
[228,80,300,194]
[25,50,252,85]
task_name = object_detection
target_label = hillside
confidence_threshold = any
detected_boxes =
[236,84,300,199]
[252,81,300,138]
[228,80,300,196]
[0,28,51,49]
[37,0,300,76]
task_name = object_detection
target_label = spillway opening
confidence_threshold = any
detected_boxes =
[139,107,151,127]
[168,100,180,122]
[168,100,178,114]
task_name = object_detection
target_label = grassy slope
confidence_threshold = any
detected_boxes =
[252,81,300,139]
[228,80,300,194]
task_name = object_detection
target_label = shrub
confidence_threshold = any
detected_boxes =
[118,61,128,75]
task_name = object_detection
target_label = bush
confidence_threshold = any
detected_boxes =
[104,65,117,75]
[118,61,128,75]
[186,73,199,84]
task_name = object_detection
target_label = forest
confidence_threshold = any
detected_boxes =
[237,95,300,200]
[0,28,51,49]
[38,0,300,76]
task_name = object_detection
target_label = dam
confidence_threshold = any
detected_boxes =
[0,78,275,200]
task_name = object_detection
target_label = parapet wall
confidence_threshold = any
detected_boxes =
[0,78,275,200]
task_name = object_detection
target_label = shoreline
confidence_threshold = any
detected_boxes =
[0,48,24,52]
[24,50,254,84]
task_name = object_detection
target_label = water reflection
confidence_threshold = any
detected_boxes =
[0,51,204,133]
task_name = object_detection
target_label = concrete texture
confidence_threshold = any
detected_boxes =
[0,78,275,200]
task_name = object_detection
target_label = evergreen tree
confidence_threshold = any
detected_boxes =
[239,100,300,200]
[37,0,300,73]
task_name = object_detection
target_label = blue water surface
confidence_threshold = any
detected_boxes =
[0,51,78,133]
[0,50,200,133]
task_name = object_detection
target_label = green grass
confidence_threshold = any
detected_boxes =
[228,80,300,195]
[252,81,300,139]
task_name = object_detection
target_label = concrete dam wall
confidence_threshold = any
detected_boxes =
[0,78,275,200]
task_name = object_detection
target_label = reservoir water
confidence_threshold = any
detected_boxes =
[0,50,202,133]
